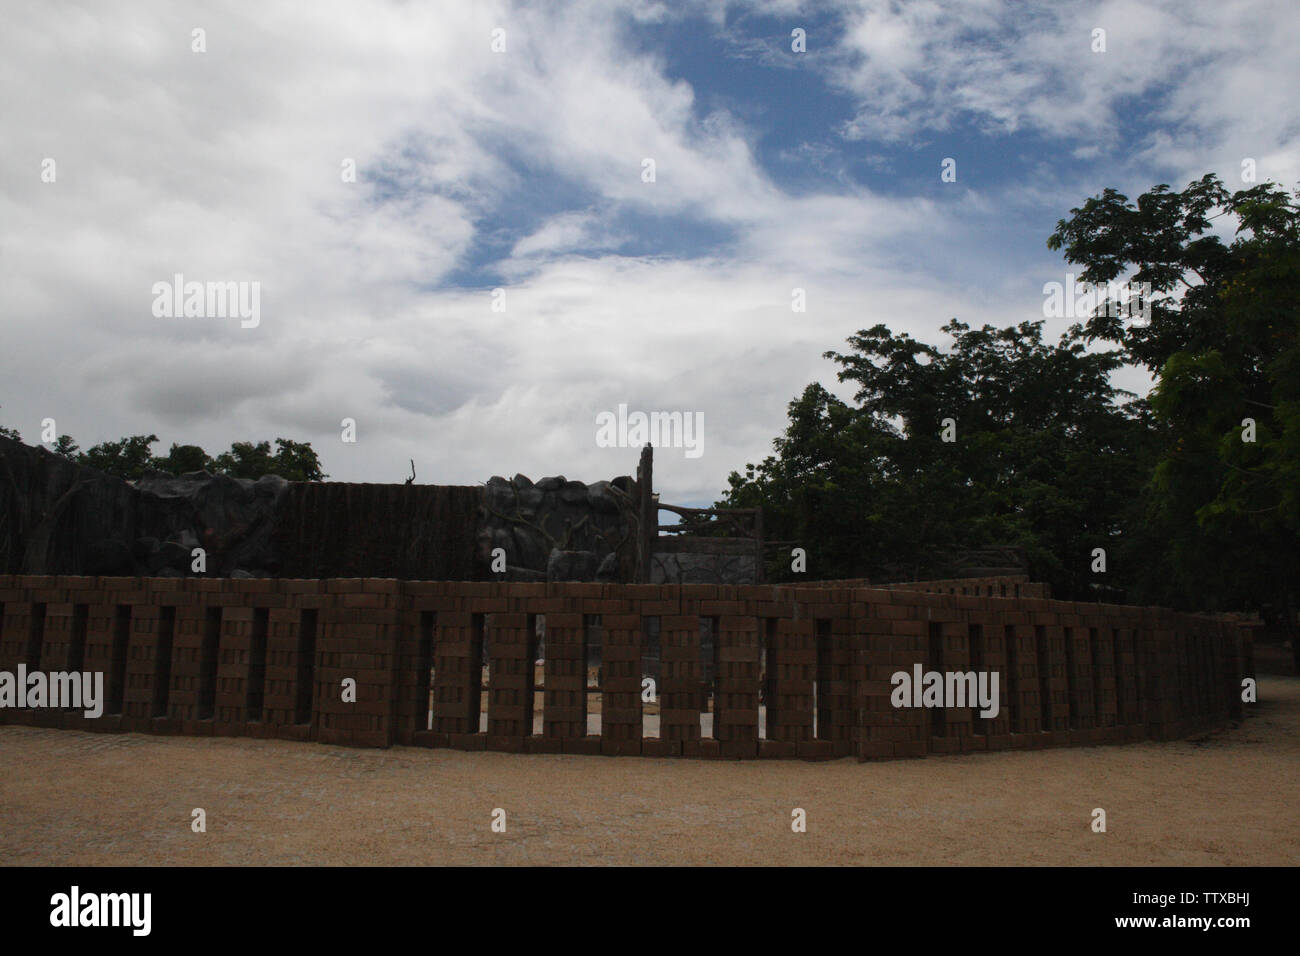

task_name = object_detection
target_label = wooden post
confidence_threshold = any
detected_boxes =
[636,444,654,584]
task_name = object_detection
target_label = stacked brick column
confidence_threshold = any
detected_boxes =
[1090,620,1121,738]
[967,603,1012,751]
[853,590,927,760]
[397,582,443,747]
[600,613,643,755]
[1003,622,1042,737]
[1062,615,1098,735]
[542,611,586,748]
[928,616,972,754]
[486,612,531,751]
[712,615,760,758]
[432,610,481,742]
[658,614,701,754]
[765,617,814,756]
[824,610,857,758]
[314,579,400,748]
[163,579,217,733]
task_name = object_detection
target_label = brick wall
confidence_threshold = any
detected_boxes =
[801,575,1051,598]
[0,575,1251,760]
[877,575,1051,599]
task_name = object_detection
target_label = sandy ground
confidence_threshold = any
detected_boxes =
[1,676,1296,867]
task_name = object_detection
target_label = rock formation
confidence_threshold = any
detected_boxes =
[477,473,638,581]
[0,436,639,582]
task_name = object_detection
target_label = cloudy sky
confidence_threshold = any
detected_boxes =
[2,0,1297,505]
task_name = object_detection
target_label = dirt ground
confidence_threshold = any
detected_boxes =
[1,676,1296,867]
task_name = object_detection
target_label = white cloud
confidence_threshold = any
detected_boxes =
[823,0,1300,186]
[0,0,1294,508]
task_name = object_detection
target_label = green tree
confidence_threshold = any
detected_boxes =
[51,435,80,459]
[211,438,325,481]
[269,438,327,482]
[78,434,160,480]
[0,406,19,441]
[721,320,1151,598]
[211,441,276,479]
[150,443,213,475]
[1049,173,1300,648]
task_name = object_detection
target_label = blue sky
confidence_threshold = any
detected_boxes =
[2,0,1297,505]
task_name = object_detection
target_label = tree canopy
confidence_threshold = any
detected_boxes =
[722,173,1299,622]
[0,423,327,483]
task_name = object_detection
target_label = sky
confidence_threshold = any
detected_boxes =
[1,0,1297,506]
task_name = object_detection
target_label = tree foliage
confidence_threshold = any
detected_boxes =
[78,434,161,481]
[210,438,326,482]
[721,321,1150,598]
[0,422,328,484]
[725,173,1299,618]
[1049,175,1300,622]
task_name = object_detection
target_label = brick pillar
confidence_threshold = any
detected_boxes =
[82,582,136,734]
[600,613,643,755]
[1064,620,1097,734]
[432,610,481,742]
[36,590,79,672]
[141,578,190,734]
[215,600,254,734]
[713,615,759,758]
[1112,623,1142,740]
[974,610,1011,749]
[486,612,531,751]
[929,617,971,754]
[281,581,324,742]
[542,612,586,743]
[0,576,28,691]
[1041,620,1070,740]
[1142,610,1178,740]
[658,614,701,754]
[37,578,97,731]
[19,578,65,728]
[1091,622,1119,737]
[825,615,856,757]
[1006,623,1042,739]
[1225,621,1247,720]
[0,579,40,726]
[315,579,400,748]
[396,582,447,747]
[855,596,926,761]
[165,583,203,729]
[121,601,161,731]
[765,618,813,755]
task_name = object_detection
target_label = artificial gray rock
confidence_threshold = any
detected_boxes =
[132,537,161,561]
[85,539,132,575]
[475,469,638,582]
[511,525,550,572]
[558,480,588,505]
[158,540,191,571]
[0,436,291,577]
[516,486,543,515]
[596,552,619,581]
[547,548,599,582]
[505,566,547,582]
